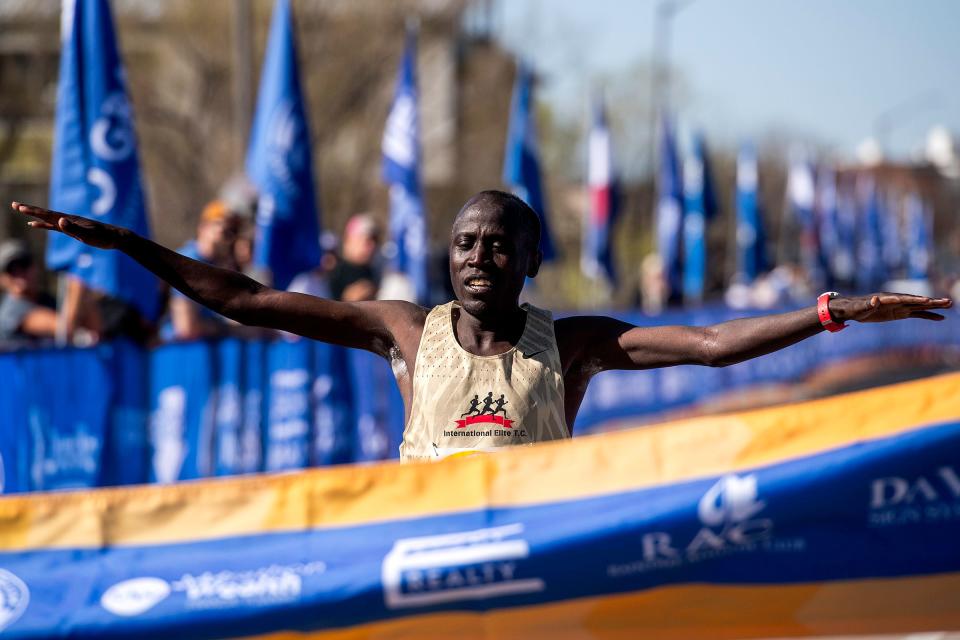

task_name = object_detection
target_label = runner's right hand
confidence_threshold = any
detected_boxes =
[12,202,128,251]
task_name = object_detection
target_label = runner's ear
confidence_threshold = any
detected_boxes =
[526,249,542,278]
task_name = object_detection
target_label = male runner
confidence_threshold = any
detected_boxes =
[10,192,952,460]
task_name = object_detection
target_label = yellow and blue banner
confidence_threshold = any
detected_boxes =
[0,373,958,638]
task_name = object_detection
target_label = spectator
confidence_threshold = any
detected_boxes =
[287,231,338,299]
[162,200,242,340]
[328,214,381,302]
[0,239,57,347]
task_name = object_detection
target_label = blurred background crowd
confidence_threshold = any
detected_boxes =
[0,0,957,350]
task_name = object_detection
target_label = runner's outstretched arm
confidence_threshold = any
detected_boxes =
[558,294,953,374]
[11,202,422,355]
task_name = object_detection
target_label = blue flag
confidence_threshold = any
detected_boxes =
[582,96,618,284]
[905,193,931,280]
[503,61,557,261]
[881,191,904,275]
[787,153,822,286]
[382,28,429,303]
[246,0,322,290]
[735,142,767,283]
[682,131,717,303]
[856,176,886,292]
[48,0,158,318]
[834,185,859,287]
[656,114,684,299]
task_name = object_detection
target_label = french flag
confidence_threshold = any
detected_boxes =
[581,98,618,284]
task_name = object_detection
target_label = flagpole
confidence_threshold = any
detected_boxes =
[55,274,69,347]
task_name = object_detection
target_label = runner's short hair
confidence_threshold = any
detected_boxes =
[457,190,541,254]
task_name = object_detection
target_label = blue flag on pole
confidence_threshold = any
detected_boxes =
[581,96,618,284]
[48,0,158,319]
[656,114,684,300]
[881,192,904,275]
[503,61,556,261]
[787,152,822,286]
[856,176,886,292]
[905,193,931,280]
[247,0,321,291]
[815,166,841,288]
[382,27,429,303]
[682,131,717,303]
[736,142,767,283]
[834,184,859,287]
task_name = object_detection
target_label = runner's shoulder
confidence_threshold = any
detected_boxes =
[554,314,626,341]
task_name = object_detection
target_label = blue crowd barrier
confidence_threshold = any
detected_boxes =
[0,306,956,494]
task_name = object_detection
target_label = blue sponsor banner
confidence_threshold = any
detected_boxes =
[20,347,111,491]
[240,340,266,474]
[0,353,29,494]
[264,338,313,471]
[148,342,215,483]
[0,418,957,638]
[213,339,245,476]
[311,344,354,466]
[100,340,149,487]
[348,349,404,462]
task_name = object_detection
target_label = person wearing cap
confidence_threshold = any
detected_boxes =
[0,239,57,347]
[163,200,243,340]
[328,214,381,302]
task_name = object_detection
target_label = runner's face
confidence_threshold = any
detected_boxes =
[449,204,532,317]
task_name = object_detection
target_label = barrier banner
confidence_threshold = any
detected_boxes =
[348,348,404,462]
[311,344,353,466]
[264,338,313,471]
[0,353,28,494]
[148,342,215,483]
[240,339,265,474]
[213,339,245,477]
[100,341,149,487]
[0,374,957,639]
[20,347,112,491]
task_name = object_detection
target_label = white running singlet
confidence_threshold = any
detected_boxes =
[399,301,569,461]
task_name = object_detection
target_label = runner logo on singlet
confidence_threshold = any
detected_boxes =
[453,391,513,429]
[437,393,529,450]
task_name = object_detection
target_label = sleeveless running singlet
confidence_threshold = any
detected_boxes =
[400,301,569,461]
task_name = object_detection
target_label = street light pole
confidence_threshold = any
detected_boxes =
[232,0,253,164]
[872,89,942,158]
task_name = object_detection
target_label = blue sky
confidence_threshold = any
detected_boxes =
[494,0,960,160]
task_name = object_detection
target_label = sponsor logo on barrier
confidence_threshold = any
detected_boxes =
[868,465,960,527]
[101,577,171,617]
[150,386,187,483]
[608,474,804,578]
[382,523,545,609]
[0,569,29,631]
[101,562,326,616]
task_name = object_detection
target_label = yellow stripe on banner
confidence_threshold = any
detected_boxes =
[0,372,958,551]
[254,572,960,640]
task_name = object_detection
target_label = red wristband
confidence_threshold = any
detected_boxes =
[817,291,846,332]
